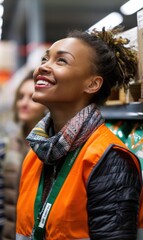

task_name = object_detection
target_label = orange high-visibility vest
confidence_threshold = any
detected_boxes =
[16,124,143,240]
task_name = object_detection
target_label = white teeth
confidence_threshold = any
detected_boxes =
[36,80,49,85]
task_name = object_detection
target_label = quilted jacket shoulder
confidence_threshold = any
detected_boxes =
[87,147,141,240]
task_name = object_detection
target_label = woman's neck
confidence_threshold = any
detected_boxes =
[50,111,74,133]
[50,106,86,133]
[47,100,90,133]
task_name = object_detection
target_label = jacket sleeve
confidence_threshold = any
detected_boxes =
[86,147,142,240]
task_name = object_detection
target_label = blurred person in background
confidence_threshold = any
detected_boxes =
[2,70,47,240]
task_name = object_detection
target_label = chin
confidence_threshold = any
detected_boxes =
[32,96,47,108]
[19,117,30,123]
[32,94,40,103]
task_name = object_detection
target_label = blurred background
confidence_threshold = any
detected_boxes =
[1,0,142,69]
[1,0,139,42]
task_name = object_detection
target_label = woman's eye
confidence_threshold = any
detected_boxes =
[57,57,67,64]
[17,94,24,100]
[41,57,48,63]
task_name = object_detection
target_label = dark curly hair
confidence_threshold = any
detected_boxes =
[67,27,138,105]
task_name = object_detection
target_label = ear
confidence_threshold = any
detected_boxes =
[84,75,103,94]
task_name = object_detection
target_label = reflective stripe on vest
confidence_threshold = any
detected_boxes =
[16,233,30,240]
[16,233,90,240]
[137,228,143,240]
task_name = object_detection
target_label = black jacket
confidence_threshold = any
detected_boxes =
[87,146,142,240]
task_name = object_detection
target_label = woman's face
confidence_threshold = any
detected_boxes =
[33,38,97,110]
[16,79,46,124]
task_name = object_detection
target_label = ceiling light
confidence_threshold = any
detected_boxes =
[0,17,3,27]
[120,0,143,15]
[87,12,123,32]
[0,28,2,40]
[0,4,4,17]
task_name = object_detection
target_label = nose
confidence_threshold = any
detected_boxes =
[38,61,52,74]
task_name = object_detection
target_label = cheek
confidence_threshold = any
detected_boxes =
[62,76,85,93]
[57,71,83,88]
[16,101,21,110]
[33,68,38,78]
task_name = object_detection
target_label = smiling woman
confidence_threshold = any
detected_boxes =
[32,37,103,123]
[16,28,142,240]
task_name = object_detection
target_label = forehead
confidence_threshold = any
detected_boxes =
[48,38,92,58]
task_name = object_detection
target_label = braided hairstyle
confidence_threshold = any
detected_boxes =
[67,27,138,105]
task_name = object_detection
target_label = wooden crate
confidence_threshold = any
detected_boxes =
[106,87,126,105]
[106,82,142,105]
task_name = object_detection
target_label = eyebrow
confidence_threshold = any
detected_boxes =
[45,49,75,59]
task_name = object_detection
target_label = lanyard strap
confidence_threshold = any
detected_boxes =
[32,146,82,240]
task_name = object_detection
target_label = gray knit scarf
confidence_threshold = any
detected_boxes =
[26,103,104,165]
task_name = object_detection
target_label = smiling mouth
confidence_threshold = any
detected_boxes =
[36,79,56,88]
[36,80,50,86]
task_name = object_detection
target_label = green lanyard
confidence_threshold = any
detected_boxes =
[31,146,82,240]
